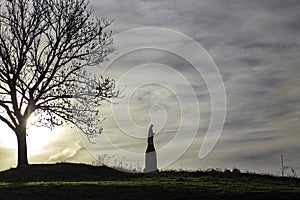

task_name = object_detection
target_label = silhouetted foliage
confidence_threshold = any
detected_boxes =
[0,0,118,168]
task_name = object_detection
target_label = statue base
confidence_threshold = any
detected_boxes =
[143,150,158,172]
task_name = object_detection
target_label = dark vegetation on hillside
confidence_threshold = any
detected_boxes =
[0,163,298,182]
[0,163,299,200]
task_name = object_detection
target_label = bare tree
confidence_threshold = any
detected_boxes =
[0,0,119,168]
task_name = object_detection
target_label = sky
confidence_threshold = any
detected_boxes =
[1,0,300,175]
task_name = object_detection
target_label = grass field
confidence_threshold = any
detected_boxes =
[0,163,299,199]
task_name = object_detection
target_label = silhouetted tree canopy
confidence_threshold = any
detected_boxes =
[0,0,119,168]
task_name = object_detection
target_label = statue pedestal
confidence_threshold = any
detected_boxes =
[143,146,158,172]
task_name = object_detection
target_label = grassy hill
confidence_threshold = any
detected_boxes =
[0,163,299,199]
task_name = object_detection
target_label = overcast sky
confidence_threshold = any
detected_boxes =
[1,0,300,175]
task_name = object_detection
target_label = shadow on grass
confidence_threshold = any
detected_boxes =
[1,182,300,200]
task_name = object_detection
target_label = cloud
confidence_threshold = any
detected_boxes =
[1,0,299,173]
[88,0,300,173]
[0,147,16,170]
[46,140,82,163]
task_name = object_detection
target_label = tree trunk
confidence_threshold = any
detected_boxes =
[16,124,29,168]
